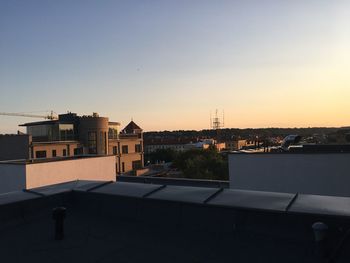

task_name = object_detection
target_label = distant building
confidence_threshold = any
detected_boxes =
[144,138,225,154]
[144,138,197,154]
[196,139,226,151]
[0,113,143,174]
[225,139,255,151]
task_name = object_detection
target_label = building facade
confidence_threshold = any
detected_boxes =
[144,141,191,154]
[144,138,226,154]
[225,139,255,151]
[0,113,143,174]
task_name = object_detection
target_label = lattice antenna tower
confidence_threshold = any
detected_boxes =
[210,109,224,130]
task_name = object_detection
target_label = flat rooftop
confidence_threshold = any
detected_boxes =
[229,144,350,154]
[0,155,114,165]
[1,180,350,262]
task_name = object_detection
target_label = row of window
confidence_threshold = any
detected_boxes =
[27,124,75,141]
[148,145,184,149]
[145,145,185,153]
[35,147,83,158]
[35,143,142,159]
[111,144,142,155]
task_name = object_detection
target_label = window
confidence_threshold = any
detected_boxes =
[100,131,106,154]
[28,123,75,142]
[63,149,67,156]
[135,144,142,153]
[27,125,53,141]
[122,145,128,154]
[108,125,119,139]
[132,160,142,170]
[113,146,118,155]
[74,147,83,156]
[88,132,97,154]
[59,124,75,141]
[52,150,57,157]
[35,150,47,158]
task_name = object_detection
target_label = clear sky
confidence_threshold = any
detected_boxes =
[0,0,349,133]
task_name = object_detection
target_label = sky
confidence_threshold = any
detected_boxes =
[0,0,349,132]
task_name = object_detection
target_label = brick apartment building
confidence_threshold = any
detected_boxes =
[0,112,143,174]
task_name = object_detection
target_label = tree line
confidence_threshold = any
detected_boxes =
[145,147,228,181]
[144,127,340,141]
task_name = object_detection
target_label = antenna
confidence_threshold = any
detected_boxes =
[210,109,224,130]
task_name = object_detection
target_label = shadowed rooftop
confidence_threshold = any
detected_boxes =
[1,180,350,262]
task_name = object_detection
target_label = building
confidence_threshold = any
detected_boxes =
[225,139,255,151]
[0,112,144,174]
[0,155,116,193]
[113,120,144,173]
[194,139,226,151]
[229,149,350,197]
[144,138,225,154]
[144,138,196,154]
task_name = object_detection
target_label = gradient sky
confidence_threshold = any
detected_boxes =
[1,0,349,133]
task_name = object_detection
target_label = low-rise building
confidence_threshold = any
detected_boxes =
[144,138,225,154]
[225,139,255,151]
[144,138,195,154]
[0,112,144,174]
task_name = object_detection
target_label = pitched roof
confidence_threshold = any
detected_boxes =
[121,121,142,133]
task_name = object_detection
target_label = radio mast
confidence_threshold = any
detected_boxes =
[210,109,224,145]
[210,109,224,130]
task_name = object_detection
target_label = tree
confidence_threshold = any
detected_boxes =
[145,148,178,165]
[173,148,228,180]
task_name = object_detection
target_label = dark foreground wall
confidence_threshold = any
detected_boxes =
[1,181,350,263]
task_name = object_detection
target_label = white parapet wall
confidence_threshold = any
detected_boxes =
[0,155,116,193]
[25,155,116,189]
[229,153,350,197]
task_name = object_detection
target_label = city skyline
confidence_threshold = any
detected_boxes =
[1,1,349,133]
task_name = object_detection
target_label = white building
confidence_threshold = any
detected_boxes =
[0,155,116,194]
[229,152,350,197]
